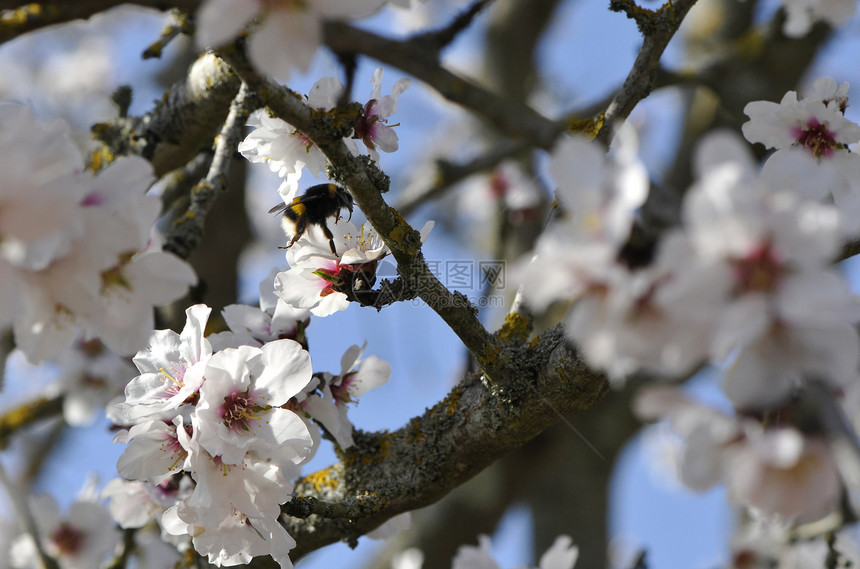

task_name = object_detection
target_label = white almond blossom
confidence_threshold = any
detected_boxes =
[0,105,195,362]
[743,78,860,235]
[354,68,411,161]
[47,337,136,426]
[636,385,843,524]
[239,108,328,196]
[742,78,860,157]
[112,304,212,424]
[275,218,433,316]
[193,341,314,466]
[517,130,648,313]
[657,133,860,408]
[102,475,193,529]
[10,493,120,569]
[299,342,391,449]
[210,267,310,350]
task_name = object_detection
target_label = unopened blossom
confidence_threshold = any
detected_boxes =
[10,494,120,569]
[354,68,411,161]
[196,0,389,81]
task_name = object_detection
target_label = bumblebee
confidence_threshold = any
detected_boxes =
[269,183,355,255]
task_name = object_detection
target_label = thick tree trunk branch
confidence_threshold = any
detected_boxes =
[93,52,241,178]
[257,326,608,565]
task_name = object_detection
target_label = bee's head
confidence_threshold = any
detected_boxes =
[339,189,355,221]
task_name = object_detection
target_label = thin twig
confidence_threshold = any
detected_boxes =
[163,82,257,260]
[395,140,531,217]
[323,21,562,150]
[411,0,495,52]
[142,8,191,59]
[598,0,701,147]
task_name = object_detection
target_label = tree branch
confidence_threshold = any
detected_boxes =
[0,396,63,448]
[93,52,241,178]
[163,81,256,259]
[278,326,608,562]
[597,0,701,146]
[322,21,562,150]
[0,1,200,44]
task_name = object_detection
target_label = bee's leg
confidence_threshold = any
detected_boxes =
[287,219,307,248]
[322,223,337,255]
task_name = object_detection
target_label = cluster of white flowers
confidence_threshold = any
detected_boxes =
[519,77,860,524]
[103,268,392,566]
[196,0,412,82]
[0,103,195,364]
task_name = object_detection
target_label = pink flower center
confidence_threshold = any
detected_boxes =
[330,374,355,405]
[220,389,263,432]
[50,523,85,556]
[354,99,381,149]
[731,241,784,295]
[791,118,837,158]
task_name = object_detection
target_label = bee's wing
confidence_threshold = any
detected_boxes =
[268,202,290,215]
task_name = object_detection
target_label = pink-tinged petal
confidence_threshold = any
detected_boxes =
[370,124,399,153]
